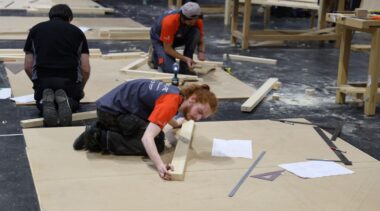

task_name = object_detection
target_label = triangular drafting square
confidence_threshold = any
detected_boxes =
[251,170,285,181]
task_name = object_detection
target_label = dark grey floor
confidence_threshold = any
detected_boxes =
[0,1,379,210]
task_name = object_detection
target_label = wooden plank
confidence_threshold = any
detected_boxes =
[102,27,150,39]
[121,69,200,81]
[242,0,252,49]
[250,32,337,41]
[21,110,97,128]
[336,27,352,104]
[120,58,148,71]
[170,120,195,181]
[351,44,370,52]
[241,78,279,112]
[224,53,277,65]
[249,0,320,10]
[102,52,145,59]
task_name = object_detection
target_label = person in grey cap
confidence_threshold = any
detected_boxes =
[148,2,205,75]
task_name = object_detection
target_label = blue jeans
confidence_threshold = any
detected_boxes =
[151,27,200,75]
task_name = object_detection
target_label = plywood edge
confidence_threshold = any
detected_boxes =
[21,110,97,128]
[170,120,195,181]
[224,53,278,65]
[241,78,279,112]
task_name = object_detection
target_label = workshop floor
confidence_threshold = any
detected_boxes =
[0,1,379,210]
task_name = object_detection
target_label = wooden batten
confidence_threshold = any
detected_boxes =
[224,53,277,65]
[241,78,279,112]
[21,111,97,128]
[170,120,195,181]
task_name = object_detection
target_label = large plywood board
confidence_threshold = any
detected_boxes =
[7,58,255,104]
[0,16,149,40]
[6,58,137,103]
[23,119,380,211]
[0,0,113,14]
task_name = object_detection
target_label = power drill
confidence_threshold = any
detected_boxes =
[171,62,179,86]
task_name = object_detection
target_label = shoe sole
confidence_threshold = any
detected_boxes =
[42,89,58,127]
[55,89,72,126]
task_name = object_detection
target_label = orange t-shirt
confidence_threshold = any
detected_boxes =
[148,93,182,129]
[160,13,204,44]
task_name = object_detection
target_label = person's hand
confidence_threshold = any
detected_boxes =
[157,163,173,180]
[184,57,196,69]
[197,52,206,61]
[176,117,185,127]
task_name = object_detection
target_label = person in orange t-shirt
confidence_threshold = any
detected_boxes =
[73,79,218,181]
[148,2,205,75]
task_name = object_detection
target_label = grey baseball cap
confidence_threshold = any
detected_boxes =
[181,2,201,19]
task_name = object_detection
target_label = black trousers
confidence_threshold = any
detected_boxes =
[94,109,165,155]
[33,77,83,112]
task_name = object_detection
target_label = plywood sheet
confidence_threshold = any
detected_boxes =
[7,57,255,104]
[0,0,113,14]
[23,119,380,211]
[6,58,137,103]
[0,16,148,40]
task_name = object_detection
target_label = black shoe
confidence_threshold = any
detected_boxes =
[147,45,158,69]
[42,89,58,127]
[73,125,102,151]
[55,89,72,126]
[85,125,102,152]
[73,131,86,150]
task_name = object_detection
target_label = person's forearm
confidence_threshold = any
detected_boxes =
[81,68,90,88]
[24,68,33,80]
[142,136,164,167]
[198,39,205,53]
[24,53,34,80]
[164,44,187,62]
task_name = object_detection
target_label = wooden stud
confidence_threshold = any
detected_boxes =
[241,78,279,112]
[305,88,316,95]
[364,28,380,115]
[351,44,370,52]
[170,120,195,181]
[102,52,145,59]
[224,53,277,65]
[120,58,148,71]
[21,110,97,128]
[241,0,252,49]
[121,69,200,81]
[230,0,239,44]
[336,27,353,104]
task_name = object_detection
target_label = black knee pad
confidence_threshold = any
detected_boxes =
[117,114,147,136]
[155,131,165,153]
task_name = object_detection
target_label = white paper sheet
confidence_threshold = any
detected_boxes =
[0,88,11,99]
[10,94,35,103]
[212,138,252,159]
[79,26,91,33]
[279,161,354,179]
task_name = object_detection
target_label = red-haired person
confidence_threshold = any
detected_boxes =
[74,79,217,180]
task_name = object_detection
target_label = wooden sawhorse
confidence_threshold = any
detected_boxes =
[327,13,380,115]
